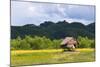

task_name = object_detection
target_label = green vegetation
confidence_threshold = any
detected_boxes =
[78,36,95,48]
[11,21,95,39]
[11,36,62,50]
[11,21,95,66]
[11,49,95,66]
[11,36,95,50]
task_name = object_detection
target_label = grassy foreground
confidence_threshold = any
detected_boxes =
[11,48,95,66]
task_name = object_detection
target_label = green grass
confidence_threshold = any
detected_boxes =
[11,48,95,66]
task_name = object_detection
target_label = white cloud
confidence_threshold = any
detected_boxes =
[11,1,95,26]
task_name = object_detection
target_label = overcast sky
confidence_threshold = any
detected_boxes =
[11,1,95,26]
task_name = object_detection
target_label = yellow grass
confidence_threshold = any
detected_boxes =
[11,49,63,55]
[11,48,95,66]
[11,48,94,55]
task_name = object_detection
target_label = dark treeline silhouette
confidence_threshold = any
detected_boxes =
[11,20,95,39]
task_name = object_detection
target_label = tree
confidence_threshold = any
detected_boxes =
[19,39,31,50]
[78,36,94,48]
[11,36,21,50]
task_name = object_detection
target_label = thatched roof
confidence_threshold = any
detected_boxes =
[61,37,76,45]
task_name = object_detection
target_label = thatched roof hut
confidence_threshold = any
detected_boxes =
[60,37,78,49]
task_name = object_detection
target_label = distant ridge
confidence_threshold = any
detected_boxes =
[11,20,95,39]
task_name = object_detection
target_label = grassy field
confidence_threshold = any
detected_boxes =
[11,48,95,66]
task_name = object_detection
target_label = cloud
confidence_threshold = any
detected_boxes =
[66,5,95,20]
[11,1,95,26]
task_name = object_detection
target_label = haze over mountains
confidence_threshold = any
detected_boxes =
[11,20,95,39]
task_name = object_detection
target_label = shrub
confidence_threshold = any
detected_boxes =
[90,40,95,48]
[78,36,95,48]
[19,39,31,50]
[52,39,62,49]
[11,36,95,50]
[11,36,21,49]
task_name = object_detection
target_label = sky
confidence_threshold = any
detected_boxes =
[11,1,95,26]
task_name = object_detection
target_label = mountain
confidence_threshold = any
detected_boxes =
[11,21,95,39]
[87,23,95,33]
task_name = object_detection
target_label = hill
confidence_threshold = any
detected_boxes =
[11,20,95,39]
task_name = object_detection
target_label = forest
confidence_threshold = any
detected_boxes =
[11,20,95,50]
[11,20,95,39]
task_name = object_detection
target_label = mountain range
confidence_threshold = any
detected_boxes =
[11,20,95,39]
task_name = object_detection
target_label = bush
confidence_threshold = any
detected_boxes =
[11,36,21,49]
[52,39,62,49]
[78,36,95,48]
[90,40,95,48]
[19,39,31,50]
[11,36,62,50]
[11,36,95,50]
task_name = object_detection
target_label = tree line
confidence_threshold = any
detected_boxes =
[11,36,95,50]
